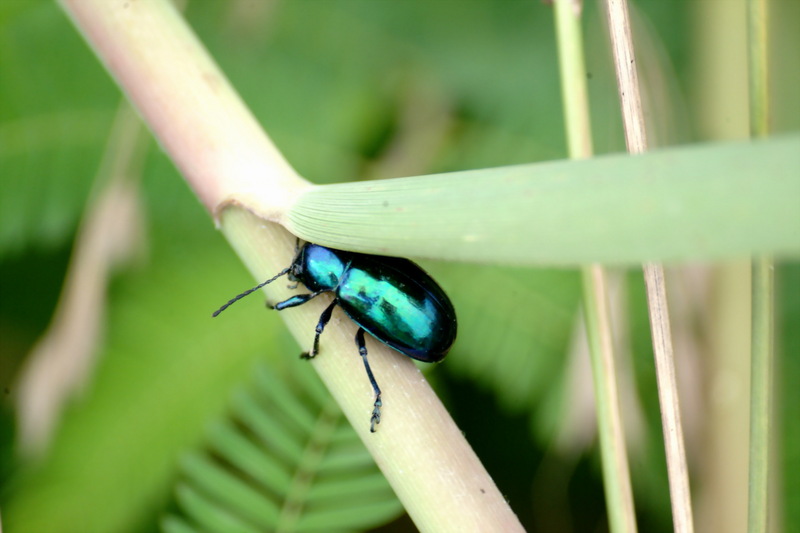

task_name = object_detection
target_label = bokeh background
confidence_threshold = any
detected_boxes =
[1,1,798,532]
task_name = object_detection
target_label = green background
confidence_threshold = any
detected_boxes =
[1,1,798,532]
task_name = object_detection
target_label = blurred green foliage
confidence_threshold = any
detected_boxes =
[1,1,798,532]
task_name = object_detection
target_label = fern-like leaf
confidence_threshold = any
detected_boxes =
[163,362,404,533]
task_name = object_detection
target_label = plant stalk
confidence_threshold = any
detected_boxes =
[747,0,774,531]
[554,1,637,532]
[56,1,523,530]
[604,1,695,532]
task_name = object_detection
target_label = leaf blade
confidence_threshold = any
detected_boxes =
[287,135,800,265]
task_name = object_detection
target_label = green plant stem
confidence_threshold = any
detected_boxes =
[57,1,524,531]
[581,266,638,533]
[554,1,637,532]
[747,0,774,531]
[554,0,593,158]
[749,256,774,533]
[604,1,695,532]
[748,0,770,138]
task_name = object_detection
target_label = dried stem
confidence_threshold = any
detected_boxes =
[604,1,695,532]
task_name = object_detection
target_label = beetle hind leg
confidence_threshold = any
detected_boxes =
[356,328,382,432]
[301,298,338,359]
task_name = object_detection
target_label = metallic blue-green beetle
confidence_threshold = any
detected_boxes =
[213,242,457,432]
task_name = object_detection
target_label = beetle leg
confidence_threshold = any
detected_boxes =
[301,298,338,359]
[356,328,382,432]
[271,291,324,310]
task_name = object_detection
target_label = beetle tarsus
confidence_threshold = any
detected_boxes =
[370,394,382,433]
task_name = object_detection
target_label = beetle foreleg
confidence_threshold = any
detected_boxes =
[356,328,382,433]
[271,291,324,311]
[301,298,338,359]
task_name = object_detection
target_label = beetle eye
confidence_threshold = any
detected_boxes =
[292,264,303,277]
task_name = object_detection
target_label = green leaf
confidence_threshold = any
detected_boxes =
[161,514,205,533]
[2,237,281,533]
[166,363,403,533]
[0,3,118,257]
[172,483,262,533]
[287,135,800,265]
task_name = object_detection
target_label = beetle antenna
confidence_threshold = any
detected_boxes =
[212,267,290,317]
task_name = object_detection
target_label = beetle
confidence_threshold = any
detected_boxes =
[212,242,457,432]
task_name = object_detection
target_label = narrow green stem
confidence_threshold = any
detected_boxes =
[554,2,637,532]
[748,256,774,533]
[747,1,774,532]
[581,266,638,533]
[554,0,593,158]
[748,0,770,139]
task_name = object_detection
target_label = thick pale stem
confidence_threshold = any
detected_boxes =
[219,210,523,533]
[58,1,522,530]
[59,0,307,220]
